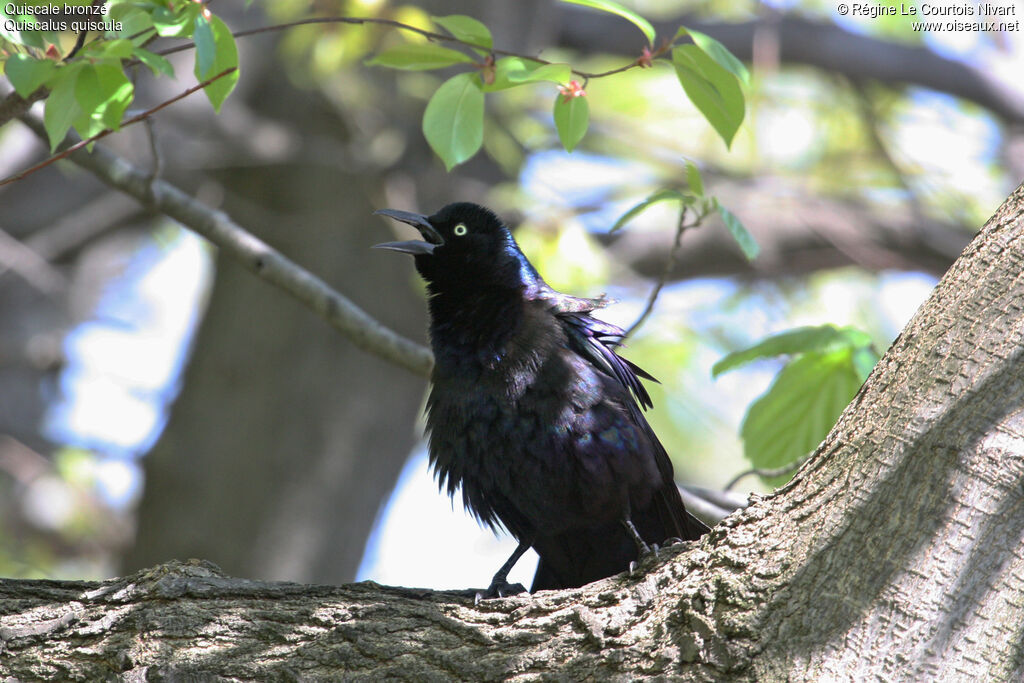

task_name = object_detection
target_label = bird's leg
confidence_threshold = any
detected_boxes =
[622,519,651,555]
[475,540,531,603]
[622,518,660,575]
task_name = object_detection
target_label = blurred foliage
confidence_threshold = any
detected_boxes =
[0,446,129,579]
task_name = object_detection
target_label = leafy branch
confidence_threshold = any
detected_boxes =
[0,67,237,187]
[2,0,748,174]
[612,163,760,340]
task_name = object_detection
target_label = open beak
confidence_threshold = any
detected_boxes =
[373,208,444,256]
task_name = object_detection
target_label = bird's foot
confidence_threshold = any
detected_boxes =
[474,580,527,604]
[628,543,662,576]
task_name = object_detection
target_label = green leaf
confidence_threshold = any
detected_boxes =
[134,47,175,77]
[717,205,758,261]
[44,65,82,151]
[676,26,750,84]
[89,38,134,59]
[5,54,56,97]
[193,15,239,112]
[109,5,155,44]
[560,0,655,45]
[152,4,198,38]
[432,14,492,50]
[72,104,107,146]
[75,63,133,130]
[611,188,688,233]
[712,325,873,377]
[483,58,571,92]
[193,15,215,78]
[0,4,52,48]
[672,44,745,148]
[740,349,863,483]
[507,62,573,83]
[423,72,485,170]
[366,43,474,70]
[553,91,589,153]
[685,161,704,196]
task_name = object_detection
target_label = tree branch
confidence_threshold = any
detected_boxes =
[0,87,47,129]
[16,113,434,378]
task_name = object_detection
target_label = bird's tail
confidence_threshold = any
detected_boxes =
[530,484,709,592]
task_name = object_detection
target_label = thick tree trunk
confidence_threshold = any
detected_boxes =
[4,182,1023,680]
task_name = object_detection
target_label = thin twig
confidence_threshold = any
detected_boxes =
[724,455,810,491]
[143,116,163,197]
[63,0,107,60]
[623,206,694,340]
[16,112,435,377]
[0,67,236,188]
[145,15,667,80]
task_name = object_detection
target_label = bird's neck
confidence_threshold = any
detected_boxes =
[427,284,525,362]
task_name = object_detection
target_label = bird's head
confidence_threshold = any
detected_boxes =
[374,202,543,294]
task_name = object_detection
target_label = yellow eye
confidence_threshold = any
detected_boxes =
[453,223,468,236]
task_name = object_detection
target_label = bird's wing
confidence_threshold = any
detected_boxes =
[556,306,709,546]
[555,309,657,411]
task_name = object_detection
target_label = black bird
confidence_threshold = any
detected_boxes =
[375,202,708,596]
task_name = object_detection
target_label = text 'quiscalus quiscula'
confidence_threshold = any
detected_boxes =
[375,202,708,597]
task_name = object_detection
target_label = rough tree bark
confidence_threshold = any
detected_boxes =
[2,181,1022,680]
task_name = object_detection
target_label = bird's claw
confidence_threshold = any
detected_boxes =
[628,542,662,577]
[474,580,527,604]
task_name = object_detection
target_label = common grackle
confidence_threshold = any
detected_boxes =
[375,202,708,596]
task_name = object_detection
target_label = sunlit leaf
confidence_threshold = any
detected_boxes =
[74,63,133,130]
[193,15,215,78]
[506,60,571,84]
[713,325,874,377]
[685,161,704,197]
[740,349,863,483]
[423,72,485,170]
[152,4,197,38]
[109,5,155,45]
[193,15,239,112]
[611,188,689,232]
[672,45,745,148]
[134,47,175,77]
[553,92,589,152]
[44,65,82,151]
[484,58,572,92]
[432,14,492,51]
[675,26,750,84]
[717,205,758,260]
[0,4,55,48]
[560,0,655,45]
[5,54,56,97]
[88,38,134,59]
